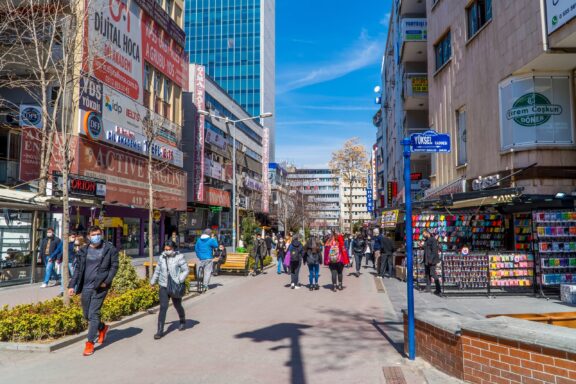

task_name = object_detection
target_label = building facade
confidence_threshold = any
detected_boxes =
[184,0,276,160]
[340,179,373,234]
[268,162,289,233]
[378,0,431,208]
[184,65,267,246]
[287,168,340,235]
[426,0,576,199]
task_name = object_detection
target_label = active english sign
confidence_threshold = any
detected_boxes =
[410,130,451,153]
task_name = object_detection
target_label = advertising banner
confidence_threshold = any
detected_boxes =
[19,127,42,182]
[78,138,186,210]
[205,128,227,150]
[84,0,143,103]
[142,12,188,89]
[204,187,231,208]
[262,127,270,213]
[191,64,206,202]
[546,0,576,34]
[204,157,224,180]
[499,75,574,149]
[244,176,263,192]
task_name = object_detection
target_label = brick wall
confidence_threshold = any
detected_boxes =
[461,330,576,384]
[403,314,576,384]
[403,314,464,380]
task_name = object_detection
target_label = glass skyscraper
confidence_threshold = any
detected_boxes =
[185,0,276,159]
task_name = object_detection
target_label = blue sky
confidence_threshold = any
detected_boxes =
[275,0,391,167]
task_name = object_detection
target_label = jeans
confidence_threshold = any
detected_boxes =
[213,258,224,275]
[197,259,214,288]
[43,257,59,284]
[329,263,344,286]
[277,255,286,274]
[81,288,108,342]
[253,255,264,273]
[307,263,319,285]
[354,253,363,273]
[290,260,301,285]
[365,252,374,267]
[157,286,185,334]
[380,253,393,277]
[425,263,441,293]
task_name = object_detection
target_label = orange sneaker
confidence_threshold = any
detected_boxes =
[83,341,95,356]
[97,324,109,344]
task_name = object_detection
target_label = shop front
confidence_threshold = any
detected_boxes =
[184,186,231,247]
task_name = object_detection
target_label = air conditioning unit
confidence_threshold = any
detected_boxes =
[206,101,213,110]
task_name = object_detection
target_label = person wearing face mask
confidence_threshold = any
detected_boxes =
[39,228,62,288]
[68,226,119,357]
[212,244,227,276]
[150,240,189,339]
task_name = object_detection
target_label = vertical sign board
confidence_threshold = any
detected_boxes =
[19,105,43,182]
[546,0,576,34]
[191,64,206,203]
[262,127,270,213]
[366,173,374,214]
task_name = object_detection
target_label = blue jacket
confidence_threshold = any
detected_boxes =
[195,235,218,260]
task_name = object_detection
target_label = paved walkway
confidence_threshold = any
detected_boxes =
[0,263,460,384]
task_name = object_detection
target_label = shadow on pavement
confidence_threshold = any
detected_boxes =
[372,320,405,355]
[166,319,200,334]
[97,327,142,349]
[236,323,312,384]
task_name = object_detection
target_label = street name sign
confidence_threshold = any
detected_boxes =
[410,130,451,153]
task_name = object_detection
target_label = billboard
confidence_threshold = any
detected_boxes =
[191,64,206,202]
[19,127,42,182]
[262,127,270,213]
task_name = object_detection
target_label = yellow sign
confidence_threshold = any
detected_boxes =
[381,210,400,228]
[153,210,161,222]
[97,217,123,228]
[411,77,428,93]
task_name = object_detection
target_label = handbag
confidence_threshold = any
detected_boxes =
[164,257,185,298]
[283,250,292,267]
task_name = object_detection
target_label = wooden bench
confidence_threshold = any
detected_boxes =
[143,261,196,280]
[219,253,250,276]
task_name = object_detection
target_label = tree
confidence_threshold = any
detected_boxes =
[329,137,369,234]
[0,0,93,304]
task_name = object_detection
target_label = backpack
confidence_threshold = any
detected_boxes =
[329,246,341,263]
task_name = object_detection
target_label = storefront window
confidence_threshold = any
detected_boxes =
[499,75,575,150]
[121,218,141,255]
[0,212,33,287]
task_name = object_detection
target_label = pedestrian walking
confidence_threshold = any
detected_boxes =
[39,228,62,288]
[276,237,288,274]
[304,235,322,291]
[212,244,227,276]
[352,233,366,277]
[251,233,268,275]
[56,233,80,297]
[150,240,189,339]
[373,229,382,273]
[324,233,350,292]
[68,226,119,356]
[195,229,219,290]
[264,233,273,257]
[379,231,395,278]
[288,235,304,289]
[364,234,374,268]
[423,230,441,295]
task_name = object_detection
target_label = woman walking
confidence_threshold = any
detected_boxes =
[352,233,366,277]
[324,233,350,292]
[276,237,288,274]
[305,235,322,291]
[288,235,304,289]
[150,240,189,339]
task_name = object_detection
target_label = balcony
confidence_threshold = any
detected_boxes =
[400,18,427,63]
[398,0,426,16]
[403,73,428,110]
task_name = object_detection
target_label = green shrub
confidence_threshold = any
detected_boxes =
[111,252,140,294]
[248,255,273,269]
[0,282,160,342]
[235,247,247,253]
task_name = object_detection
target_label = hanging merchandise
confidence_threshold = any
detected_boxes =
[514,213,533,251]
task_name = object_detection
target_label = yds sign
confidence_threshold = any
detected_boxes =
[19,105,42,128]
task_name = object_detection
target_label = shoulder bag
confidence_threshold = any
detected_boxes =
[164,256,185,298]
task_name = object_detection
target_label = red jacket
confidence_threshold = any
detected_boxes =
[323,234,350,265]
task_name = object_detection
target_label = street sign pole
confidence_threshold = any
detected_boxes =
[402,138,416,361]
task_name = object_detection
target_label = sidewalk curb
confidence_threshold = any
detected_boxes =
[0,291,200,353]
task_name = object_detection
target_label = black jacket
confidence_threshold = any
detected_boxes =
[424,236,439,265]
[69,241,119,294]
[304,238,322,265]
[38,236,61,260]
[352,238,366,255]
[264,236,273,250]
[215,248,227,263]
[289,240,305,262]
[380,236,395,256]
[276,242,287,257]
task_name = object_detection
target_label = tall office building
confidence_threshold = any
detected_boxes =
[184,0,276,160]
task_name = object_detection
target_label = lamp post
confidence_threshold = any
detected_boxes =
[197,110,272,250]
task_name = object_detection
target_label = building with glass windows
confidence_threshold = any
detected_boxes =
[184,0,276,160]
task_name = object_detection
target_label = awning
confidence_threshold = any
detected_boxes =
[438,187,525,210]
[0,189,50,210]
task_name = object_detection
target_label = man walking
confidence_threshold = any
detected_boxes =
[264,233,273,257]
[379,231,395,278]
[40,228,62,288]
[195,229,219,290]
[373,228,383,274]
[423,230,441,295]
[68,226,119,356]
[251,233,267,275]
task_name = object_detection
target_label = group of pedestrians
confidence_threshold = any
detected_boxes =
[349,229,395,279]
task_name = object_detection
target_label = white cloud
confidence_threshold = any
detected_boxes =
[277,29,385,94]
[380,12,391,27]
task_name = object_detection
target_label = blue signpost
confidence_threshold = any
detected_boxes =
[404,130,451,361]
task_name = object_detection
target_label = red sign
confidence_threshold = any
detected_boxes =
[78,138,186,210]
[203,187,230,208]
[19,127,42,182]
[410,173,422,181]
[142,13,188,89]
